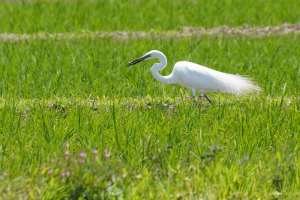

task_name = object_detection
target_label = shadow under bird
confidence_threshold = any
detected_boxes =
[127,50,261,103]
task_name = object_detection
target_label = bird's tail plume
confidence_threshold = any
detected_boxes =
[222,74,262,94]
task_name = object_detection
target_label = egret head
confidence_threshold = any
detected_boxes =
[126,50,163,67]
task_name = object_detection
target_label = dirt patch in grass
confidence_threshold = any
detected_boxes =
[1,23,300,41]
[179,23,300,37]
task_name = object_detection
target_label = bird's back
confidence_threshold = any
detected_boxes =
[172,61,261,94]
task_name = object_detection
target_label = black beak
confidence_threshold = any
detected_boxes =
[127,54,151,67]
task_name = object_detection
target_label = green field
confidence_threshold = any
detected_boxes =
[1,0,300,33]
[1,0,300,199]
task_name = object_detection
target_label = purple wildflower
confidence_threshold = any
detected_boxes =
[79,152,87,157]
[47,169,53,175]
[93,149,98,154]
[65,150,69,155]
[79,159,85,164]
[122,173,127,178]
[3,172,7,177]
[66,143,70,147]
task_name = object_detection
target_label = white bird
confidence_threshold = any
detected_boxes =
[127,50,261,103]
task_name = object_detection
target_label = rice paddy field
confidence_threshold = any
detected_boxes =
[1,0,300,199]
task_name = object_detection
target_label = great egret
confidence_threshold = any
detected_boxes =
[127,50,261,103]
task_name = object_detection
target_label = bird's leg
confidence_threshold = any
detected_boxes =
[193,96,201,108]
[191,88,198,106]
[204,94,212,104]
[192,95,197,104]
[193,96,196,102]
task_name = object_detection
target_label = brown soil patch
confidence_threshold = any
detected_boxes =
[1,23,300,41]
[179,23,300,37]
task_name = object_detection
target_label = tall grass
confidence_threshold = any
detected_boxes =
[1,95,300,198]
[1,35,300,198]
[1,0,300,196]
[0,36,300,99]
[0,0,300,33]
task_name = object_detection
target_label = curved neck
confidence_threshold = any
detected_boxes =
[150,53,175,84]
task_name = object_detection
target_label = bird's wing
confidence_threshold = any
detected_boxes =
[172,61,261,94]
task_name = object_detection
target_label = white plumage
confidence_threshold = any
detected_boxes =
[127,50,261,103]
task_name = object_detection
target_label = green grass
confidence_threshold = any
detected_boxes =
[1,36,300,99]
[1,0,300,33]
[1,96,300,199]
[1,35,300,199]
[1,0,300,197]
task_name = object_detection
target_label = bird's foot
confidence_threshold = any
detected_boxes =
[203,94,212,104]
